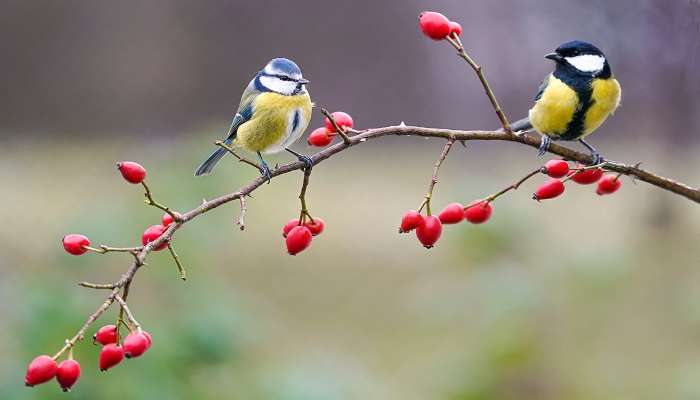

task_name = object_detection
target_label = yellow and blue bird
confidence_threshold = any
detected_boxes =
[511,41,621,164]
[195,58,313,180]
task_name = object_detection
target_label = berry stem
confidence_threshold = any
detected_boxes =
[297,167,315,223]
[167,243,187,281]
[141,181,181,222]
[215,140,261,170]
[84,245,142,255]
[114,295,141,331]
[444,36,513,135]
[321,108,352,145]
[418,139,455,216]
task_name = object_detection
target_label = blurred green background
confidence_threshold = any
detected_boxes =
[1,0,700,399]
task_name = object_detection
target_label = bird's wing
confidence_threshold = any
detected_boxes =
[224,84,258,140]
[534,74,551,102]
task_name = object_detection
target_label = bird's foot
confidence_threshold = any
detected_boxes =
[537,136,551,156]
[286,148,314,170]
[298,154,314,170]
[259,162,273,184]
[590,152,603,166]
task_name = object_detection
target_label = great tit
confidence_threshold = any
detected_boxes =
[195,58,313,180]
[511,41,621,164]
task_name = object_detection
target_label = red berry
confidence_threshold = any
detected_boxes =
[418,11,451,40]
[56,359,80,392]
[438,203,464,224]
[123,332,150,358]
[99,344,124,371]
[286,226,313,255]
[324,111,354,133]
[282,219,301,237]
[141,331,153,350]
[464,201,493,224]
[93,324,118,345]
[399,210,424,233]
[543,159,569,178]
[415,215,442,248]
[533,178,566,201]
[449,21,462,36]
[161,212,180,227]
[62,234,90,256]
[596,175,622,195]
[24,355,58,387]
[304,217,325,236]
[116,161,147,184]
[307,127,333,147]
[141,224,168,251]
[570,166,603,184]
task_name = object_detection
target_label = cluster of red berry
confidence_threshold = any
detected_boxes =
[307,112,354,147]
[24,325,152,391]
[399,200,493,249]
[534,159,622,200]
[400,159,622,249]
[283,217,325,255]
[418,11,462,40]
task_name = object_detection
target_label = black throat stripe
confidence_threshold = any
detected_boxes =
[553,68,594,141]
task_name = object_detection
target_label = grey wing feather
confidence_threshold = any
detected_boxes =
[194,83,258,176]
[534,74,551,102]
[506,75,552,133]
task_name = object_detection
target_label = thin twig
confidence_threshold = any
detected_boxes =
[167,244,187,281]
[484,167,544,203]
[236,196,247,230]
[78,282,116,289]
[215,140,261,170]
[298,167,314,222]
[141,181,181,222]
[418,139,456,215]
[84,245,142,255]
[445,36,513,134]
[321,108,352,144]
[114,295,141,331]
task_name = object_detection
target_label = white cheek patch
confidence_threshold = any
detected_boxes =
[259,75,297,95]
[566,54,605,73]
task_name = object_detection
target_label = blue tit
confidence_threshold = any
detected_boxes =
[511,41,621,164]
[195,58,313,180]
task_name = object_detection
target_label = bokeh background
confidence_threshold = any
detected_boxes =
[1,0,699,398]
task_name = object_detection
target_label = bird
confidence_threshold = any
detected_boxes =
[195,58,313,180]
[510,40,621,165]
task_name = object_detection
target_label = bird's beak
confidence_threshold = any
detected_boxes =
[298,78,310,84]
[545,52,563,61]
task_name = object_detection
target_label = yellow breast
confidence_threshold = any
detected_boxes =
[235,92,312,153]
[582,77,621,136]
[528,75,579,136]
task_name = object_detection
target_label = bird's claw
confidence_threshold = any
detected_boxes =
[537,136,551,157]
[298,155,314,170]
[259,163,273,184]
[590,152,603,166]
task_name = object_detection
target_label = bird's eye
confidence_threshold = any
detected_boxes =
[572,50,580,56]
[279,76,290,81]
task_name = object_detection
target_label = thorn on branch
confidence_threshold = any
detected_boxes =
[215,140,261,170]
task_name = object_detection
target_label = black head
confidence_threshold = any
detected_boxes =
[545,40,611,78]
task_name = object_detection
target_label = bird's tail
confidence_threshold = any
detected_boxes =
[508,117,532,133]
[194,139,231,176]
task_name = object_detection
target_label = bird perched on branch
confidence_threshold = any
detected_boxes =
[510,41,621,164]
[195,58,313,180]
